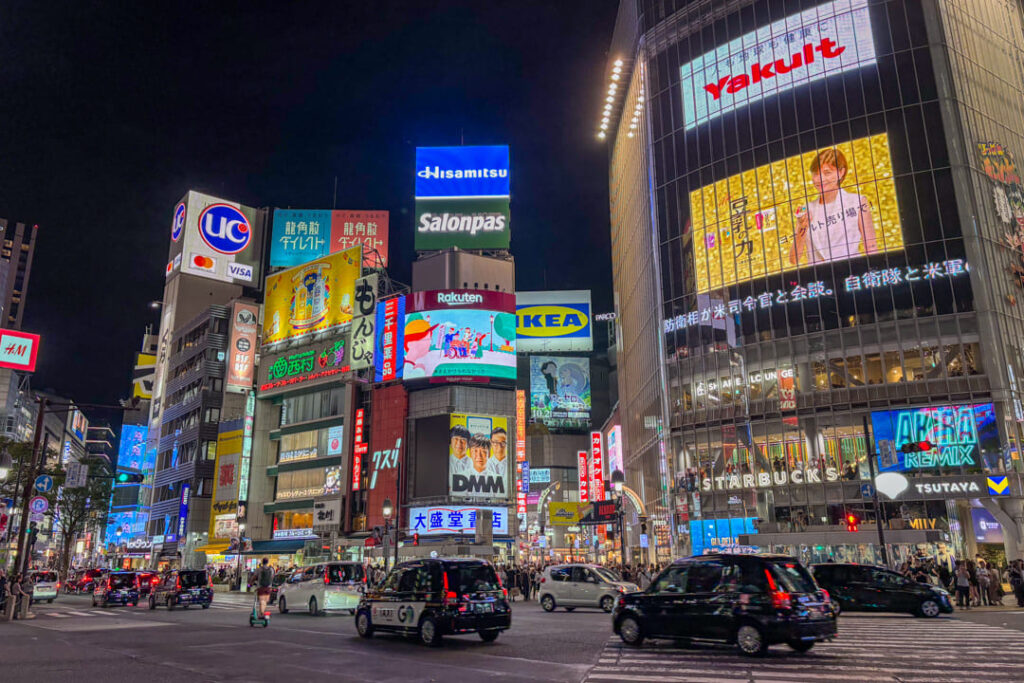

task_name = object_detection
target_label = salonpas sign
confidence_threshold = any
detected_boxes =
[414,197,510,251]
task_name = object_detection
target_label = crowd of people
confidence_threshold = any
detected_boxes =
[897,555,1024,609]
[0,569,33,619]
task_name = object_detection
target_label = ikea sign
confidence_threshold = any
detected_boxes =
[516,290,593,353]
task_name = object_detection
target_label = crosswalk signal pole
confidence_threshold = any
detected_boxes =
[862,415,889,567]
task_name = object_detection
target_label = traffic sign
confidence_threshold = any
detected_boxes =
[34,474,54,493]
[28,496,49,514]
[860,483,875,499]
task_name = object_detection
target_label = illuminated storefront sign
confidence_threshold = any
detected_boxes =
[590,432,605,501]
[273,528,316,539]
[680,0,876,131]
[529,468,551,484]
[270,209,389,268]
[690,134,903,293]
[702,466,840,491]
[352,408,367,491]
[515,290,593,353]
[277,486,326,500]
[374,295,405,382]
[260,338,350,392]
[871,403,998,472]
[577,450,590,502]
[0,328,40,373]
[606,426,623,475]
[694,367,794,398]
[409,505,508,536]
[226,302,259,392]
[279,447,317,463]
[177,483,191,537]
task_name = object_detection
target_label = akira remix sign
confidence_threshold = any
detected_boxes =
[680,0,877,131]
[871,403,999,473]
[449,413,510,501]
[691,134,903,292]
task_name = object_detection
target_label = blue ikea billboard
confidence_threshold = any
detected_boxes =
[415,145,510,198]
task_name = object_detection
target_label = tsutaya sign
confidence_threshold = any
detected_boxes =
[702,466,840,491]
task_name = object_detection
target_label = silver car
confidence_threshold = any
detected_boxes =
[538,564,639,613]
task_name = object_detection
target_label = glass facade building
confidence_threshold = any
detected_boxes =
[604,0,1024,566]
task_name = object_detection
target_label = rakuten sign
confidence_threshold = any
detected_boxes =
[680,0,876,131]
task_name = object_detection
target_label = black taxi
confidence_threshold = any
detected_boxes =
[355,558,511,646]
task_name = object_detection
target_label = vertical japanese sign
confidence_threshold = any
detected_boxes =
[350,275,378,371]
[237,392,255,520]
[578,450,590,503]
[366,384,408,530]
[515,389,528,517]
[177,482,191,537]
[209,419,242,541]
[352,408,368,491]
[374,296,405,382]
[591,431,605,501]
[226,302,259,392]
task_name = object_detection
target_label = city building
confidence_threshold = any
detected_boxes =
[602,0,1024,566]
[0,219,38,330]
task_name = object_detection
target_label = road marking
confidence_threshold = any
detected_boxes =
[90,610,117,616]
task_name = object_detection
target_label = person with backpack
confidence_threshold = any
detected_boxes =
[255,559,275,616]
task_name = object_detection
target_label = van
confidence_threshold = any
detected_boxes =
[29,570,59,603]
[538,564,639,612]
[277,561,366,615]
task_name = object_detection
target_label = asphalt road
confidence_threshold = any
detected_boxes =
[5,594,1024,682]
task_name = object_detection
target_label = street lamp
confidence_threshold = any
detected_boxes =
[382,498,393,573]
[611,469,625,571]
[236,523,246,591]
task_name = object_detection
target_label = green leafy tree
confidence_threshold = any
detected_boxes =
[0,438,62,571]
[52,458,112,581]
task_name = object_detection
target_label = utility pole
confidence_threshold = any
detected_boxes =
[861,415,889,567]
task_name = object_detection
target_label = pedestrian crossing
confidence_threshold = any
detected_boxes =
[29,600,248,620]
[584,615,1024,682]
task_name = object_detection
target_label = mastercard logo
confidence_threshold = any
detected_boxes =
[190,253,216,271]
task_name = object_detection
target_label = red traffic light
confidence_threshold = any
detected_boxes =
[846,513,859,532]
[413,533,420,546]
[917,441,933,452]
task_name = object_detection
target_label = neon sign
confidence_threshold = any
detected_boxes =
[871,403,998,472]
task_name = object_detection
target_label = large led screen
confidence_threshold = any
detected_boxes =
[403,309,516,380]
[680,0,877,131]
[117,424,150,470]
[262,246,361,345]
[691,134,903,292]
[449,413,510,501]
[529,356,591,432]
[870,403,999,473]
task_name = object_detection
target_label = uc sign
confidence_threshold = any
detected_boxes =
[516,304,590,339]
[198,203,251,254]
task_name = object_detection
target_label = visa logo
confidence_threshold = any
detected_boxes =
[516,305,590,338]
[228,262,253,282]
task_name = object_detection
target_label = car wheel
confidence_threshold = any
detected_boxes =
[201,603,210,609]
[736,623,768,657]
[788,639,815,653]
[278,597,289,614]
[479,629,500,642]
[600,595,615,613]
[918,599,941,618]
[356,610,374,638]
[149,597,156,610]
[132,600,138,607]
[540,595,556,612]
[309,597,319,616]
[832,600,842,616]
[618,615,644,646]
[167,597,176,611]
[348,609,356,615]
[419,616,442,647]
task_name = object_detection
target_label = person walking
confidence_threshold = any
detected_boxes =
[1010,560,1024,608]
[977,560,992,607]
[254,558,274,617]
[8,573,25,620]
[955,563,971,610]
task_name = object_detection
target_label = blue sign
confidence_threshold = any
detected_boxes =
[29,496,48,514]
[34,475,53,493]
[373,295,406,382]
[871,403,999,473]
[415,145,510,198]
[972,507,1004,543]
[860,483,875,498]
[639,533,649,548]
[270,209,331,267]
[520,462,530,493]
[171,202,186,242]
[177,483,191,537]
[117,424,150,471]
[198,203,251,254]
[689,517,759,555]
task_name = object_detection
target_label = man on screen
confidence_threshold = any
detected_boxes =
[469,435,491,474]
[450,425,472,475]
[789,147,878,266]
[488,427,508,477]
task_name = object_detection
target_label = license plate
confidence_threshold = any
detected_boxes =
[474,602,493,614]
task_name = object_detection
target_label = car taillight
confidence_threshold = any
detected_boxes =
[772,591,792,610]
[176,577,181,591]
[153,576,160,585]
[324,574,331,585]
[820,588,831,604]
[107,579,112,590]
[618,596,626,608]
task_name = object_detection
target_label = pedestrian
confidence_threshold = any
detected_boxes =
[0,568,6,615]
[254,558,274,617]
[1009,560,1024,607]
[976,560,991,606]
[8,573,24,620]
[967,561,979,606]
[954,562,971,609]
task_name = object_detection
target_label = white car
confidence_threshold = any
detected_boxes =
[277,562,366,615]
[538,564,639,613]
[29,570,59,604]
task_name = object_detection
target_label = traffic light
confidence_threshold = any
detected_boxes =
[846,513,860,532]
[900,441,934,454]
[413,533,420,546]
[27,521,39,549]
[115,472,144,484]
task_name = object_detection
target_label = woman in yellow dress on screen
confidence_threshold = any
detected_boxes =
[789,148,879,266]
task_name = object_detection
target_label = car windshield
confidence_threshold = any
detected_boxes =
[328,564,364,583]
[32,571,57,583]
[592,567,622,583]
[109,574,135,589]
[446,563,500,594]
[179,571,208,588]
[768,561,817,593]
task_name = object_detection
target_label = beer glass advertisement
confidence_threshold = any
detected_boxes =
[690,133,903,292]
[870,403,999,473]
[403,309,516,381]
[529,356,591,432]
[262,246,361,345]
[449,413,510,500]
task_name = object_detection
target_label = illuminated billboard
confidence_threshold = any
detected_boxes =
[209,419,242,541]
[516,290,592,353]
[415,145,510,198]
[270,209,389,268]
[680,0,876,131]
[691,134,903,292]
[167,190,263,285]
[226,302,259,392]
[404,290,516,382]
[449,413,510,501]
[117,425,149,470]
[0,328,39,373]
[870,403,999,473]
[262,246,361,345]
[374,296,405,382]
[529,356,591,432]
[409,505,508,536]
[414,197,510,251]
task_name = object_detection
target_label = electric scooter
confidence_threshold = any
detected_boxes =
[249,594,269,627]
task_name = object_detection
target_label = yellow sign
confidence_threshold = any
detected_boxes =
[209,426,243,540]
[548,502,584,526]
[691,134,903,292]
[262,246,361,344]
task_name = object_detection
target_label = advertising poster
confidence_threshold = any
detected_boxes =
[366,384,408,529]
[606,425,623,476]
[226,302,259,392]
[209,419,243,541]
[262,246,361,345]
[449,413,510,500]
[409,505,508,536]
[403,290,516,381]
[689,517,760,555]
[0,328,39,374]
[516,290,593,353]
[578,450,589,503]
[870,403,999,473]
[680,0,877,131]
[270,209,389,268]
[168,190,263,285]
[350,275,377,371]
[529,356,591,432]
[374,296,406,382]
[414,197,511,251]
[691,133,903,292]
[116,425,149,470]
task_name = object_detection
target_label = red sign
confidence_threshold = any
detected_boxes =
[577,450,589,503]
[331,210,389,267]
[590,431,605,501]
[365,385,408,530]
[779,368,796,411]
[352,408,367,491]
[515,390,526,463]
[0,328,39,373]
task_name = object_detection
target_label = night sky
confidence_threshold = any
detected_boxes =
[0,1,619,411]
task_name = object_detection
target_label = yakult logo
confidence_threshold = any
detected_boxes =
[198,203,251,254]
[703,38,846,101]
